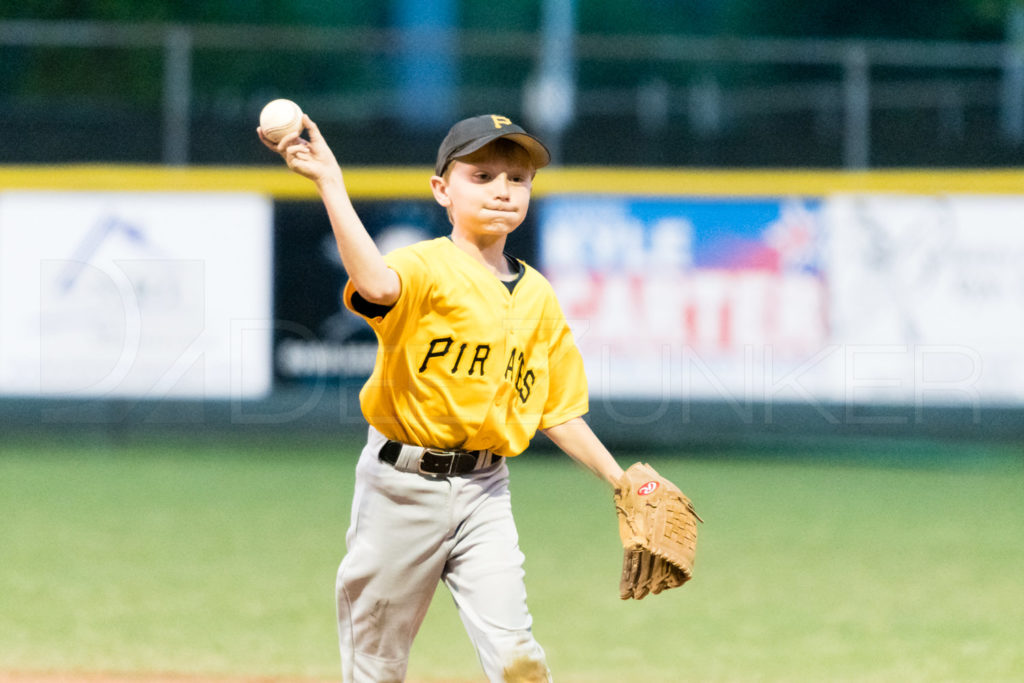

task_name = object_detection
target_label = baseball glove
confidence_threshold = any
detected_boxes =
[614,462,702,600]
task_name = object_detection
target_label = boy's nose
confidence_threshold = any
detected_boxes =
[493,174,510,196]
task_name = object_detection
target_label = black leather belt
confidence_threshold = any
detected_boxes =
[379,440,502,476]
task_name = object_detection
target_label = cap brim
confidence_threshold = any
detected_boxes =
[501,132,552,170]
[440,131,551,175]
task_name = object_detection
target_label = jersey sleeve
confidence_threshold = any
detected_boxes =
[342,244,431,335]
[538,305,589,430]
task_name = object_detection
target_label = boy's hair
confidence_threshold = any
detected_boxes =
[441,138,535,180]
[435,114,550,177]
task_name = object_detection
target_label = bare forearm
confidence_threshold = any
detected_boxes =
[541,417,624,486]
[260,115,399,306]
[316,175,399,304]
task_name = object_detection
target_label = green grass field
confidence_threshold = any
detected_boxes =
[2,433,1022,682]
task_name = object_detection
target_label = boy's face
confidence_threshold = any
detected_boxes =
[430,140,535,238]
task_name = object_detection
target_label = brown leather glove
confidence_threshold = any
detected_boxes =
[614,462,702,600]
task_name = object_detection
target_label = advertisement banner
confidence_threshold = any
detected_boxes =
[539,196,827,401]
[539,194,1024,407]
[824,194,1024,405]
[0,192,273,399]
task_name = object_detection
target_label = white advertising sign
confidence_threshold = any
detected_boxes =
[0,192,273,399]
[824,194,1024,405]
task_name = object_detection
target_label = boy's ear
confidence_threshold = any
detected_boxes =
[429,175,451,207]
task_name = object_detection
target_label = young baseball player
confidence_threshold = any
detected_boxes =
[260,113,625,683]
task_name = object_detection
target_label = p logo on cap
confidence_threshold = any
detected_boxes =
[491,115,513,129]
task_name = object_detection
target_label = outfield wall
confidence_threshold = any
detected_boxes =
[2,166,1023,445]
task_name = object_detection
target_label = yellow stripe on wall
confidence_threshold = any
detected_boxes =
[533,168,1024,197]
[1,165,1023,198]
[0,165,426,199]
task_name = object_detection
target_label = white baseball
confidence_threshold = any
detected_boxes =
[259,99,304,143]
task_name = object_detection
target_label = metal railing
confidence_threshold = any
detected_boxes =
[1,20,1021,167]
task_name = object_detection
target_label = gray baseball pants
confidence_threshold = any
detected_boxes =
[336,426,551,682]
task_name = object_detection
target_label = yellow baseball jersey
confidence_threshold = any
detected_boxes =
[343,237,588,457]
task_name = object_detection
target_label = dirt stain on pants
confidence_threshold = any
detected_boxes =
[502,657,551,683]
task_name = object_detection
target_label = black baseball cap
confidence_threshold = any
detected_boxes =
[434,114,551,176]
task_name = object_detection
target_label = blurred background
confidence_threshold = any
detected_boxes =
[3,1,1024,445]
[3,0,1024,168]
[1,1,1023,446]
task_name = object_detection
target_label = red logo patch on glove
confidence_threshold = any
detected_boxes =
[637,481,659,496]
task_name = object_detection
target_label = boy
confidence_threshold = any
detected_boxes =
[260,113,624,682]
